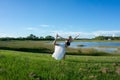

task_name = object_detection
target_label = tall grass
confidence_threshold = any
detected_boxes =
[0,50,120,80]
[0,41,54,53]
[0,41,114,56]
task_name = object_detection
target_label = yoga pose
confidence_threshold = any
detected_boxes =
[52,34,79,60]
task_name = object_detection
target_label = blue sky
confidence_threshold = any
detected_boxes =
[0,0,120,38]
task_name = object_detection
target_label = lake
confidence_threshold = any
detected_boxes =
[50,41,120,53]
[69,42,120,53]
[70,42,120,48]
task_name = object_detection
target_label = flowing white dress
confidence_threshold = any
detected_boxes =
[52,43,66,60]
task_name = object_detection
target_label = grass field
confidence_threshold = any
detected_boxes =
[0,50,120,80]
[0,40,118,56]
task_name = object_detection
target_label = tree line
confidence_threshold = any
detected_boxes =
[0,34,120,41]
[0,34,55,41]
[93,36,120,40]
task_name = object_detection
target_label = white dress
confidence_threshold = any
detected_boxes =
[52,43,66,60]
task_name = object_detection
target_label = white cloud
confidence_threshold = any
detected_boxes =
[1,29,120,38]
[92,30,120,37]
[50,30,120,38]
[0,33,14,37]
[26,27,37,31]
[50,31,90,38]
[39,24,49,27]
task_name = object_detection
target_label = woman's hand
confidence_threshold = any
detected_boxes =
[56,34,59,39]
[57,34,59,37]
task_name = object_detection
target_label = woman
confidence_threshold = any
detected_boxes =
[52,34,79,60]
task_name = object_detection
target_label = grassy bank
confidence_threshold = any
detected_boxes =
[0,40,53,53]
[0,50,120,80]
[0,40,117,56]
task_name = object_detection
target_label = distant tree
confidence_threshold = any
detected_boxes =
[0,37,15,41]
[113,37,120,40]
[26,34,38,40]
[39,36,44,40]
[45,35,55,40]
[16,37,25,40]
[94,36,120,40]
[94,36,105,40]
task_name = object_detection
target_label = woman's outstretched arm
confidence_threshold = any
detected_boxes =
[73,34,80,40]
[53,34,59,45]
[57,34,66,40]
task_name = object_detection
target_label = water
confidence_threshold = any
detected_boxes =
[69,42,120,53]
[94,47,118,53]
[50,41,120,53]
[70,42,120,48]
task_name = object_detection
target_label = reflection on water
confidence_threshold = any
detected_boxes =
[94,47,118,53]
[70,42,120,53]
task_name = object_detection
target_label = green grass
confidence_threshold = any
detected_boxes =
[0,40,54,53]
[0,50,120,80]
[0,40,117,56]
